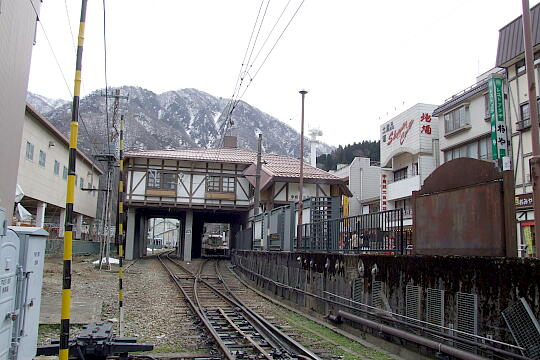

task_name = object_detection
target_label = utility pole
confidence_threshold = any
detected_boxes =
[522,0,540,257]
[254,133,262,216]
[97,89,129,269]
[152,218,156,255]
[297,90,308,249]
[59,2,87,359]
[115,114,125,336]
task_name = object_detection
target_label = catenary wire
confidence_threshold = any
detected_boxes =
[213,0,266,149]
[219,0,305,143]
[27,0,101,158]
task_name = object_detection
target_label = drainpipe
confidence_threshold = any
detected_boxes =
[336,310,488,360]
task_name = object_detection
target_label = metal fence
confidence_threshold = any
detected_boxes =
[296,209,404,254]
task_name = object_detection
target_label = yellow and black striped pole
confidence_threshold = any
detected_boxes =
[60,1,87,359]
[116,114,125,336]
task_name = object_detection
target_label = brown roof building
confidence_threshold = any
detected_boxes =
[123,146,349,261]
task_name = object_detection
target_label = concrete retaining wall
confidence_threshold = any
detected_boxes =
[45,239,117,256]
[232,250,540,349]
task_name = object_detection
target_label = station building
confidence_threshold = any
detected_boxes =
[16,105,103,238]
[124,141,350,260]
[379,103,439,229]
[495,3,540,256]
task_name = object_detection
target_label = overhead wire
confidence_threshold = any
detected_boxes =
[219,0,306,143]
[213,0,266,147]
[238,0,305,101]
[27,0,101,158]
[217,0,275,146]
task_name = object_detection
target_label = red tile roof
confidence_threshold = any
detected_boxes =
[124,148,343,182]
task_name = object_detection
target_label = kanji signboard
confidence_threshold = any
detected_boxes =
[488,76,508,160]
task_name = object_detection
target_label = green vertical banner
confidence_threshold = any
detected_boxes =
[488,76,508,160]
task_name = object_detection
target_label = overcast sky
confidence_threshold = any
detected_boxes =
[27,0,531,147]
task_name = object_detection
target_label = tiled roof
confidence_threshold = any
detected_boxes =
[125,148,257,164]
[432,80,488,116]
[124,148,343,182]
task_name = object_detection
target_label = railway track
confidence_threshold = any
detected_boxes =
[157,251,321,360]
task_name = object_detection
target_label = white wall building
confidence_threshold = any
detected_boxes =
[496,4,540,256]
[379,103,439,227]
[330,157,381,216]
[433,69,503,164]
[16,105,103,238]
[0,1,40,214]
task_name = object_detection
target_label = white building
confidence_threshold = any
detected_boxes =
[496,4,540,257]
[379,103,439,227]
[433,69,503,164]
[330,157,381,216]
[0,1,40,214]
[16,105,103,238]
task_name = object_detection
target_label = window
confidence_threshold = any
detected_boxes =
[393,167,408,182]
[516,59,526,75]
[25,141,34,160]
[207,176,221,192]
[147,170,161,189]
[484,93,490,120]
[162,173,176,190]
[518,99,540,130]
[444,106,470,134]
[369,203,380,213]
[80,178,84,189]
[412,163,419,176]
[478,137,492,160]
[394,198,412,216]
[443,136,493,162]
[38,150,46,167]
[63,166,68,180]
[467,142,478,159]
[223,177,235,192]
[147,170,176,190]
[207,176,235,193]
[54,160,60,175]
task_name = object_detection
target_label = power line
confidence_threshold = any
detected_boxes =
[64,0,76,50]
[27,0,101,158]
[250,0,292,68]
[244,0,271,79]
[217,0,305,144]
[239,0,306,101]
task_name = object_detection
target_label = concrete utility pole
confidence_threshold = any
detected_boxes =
[297,90,308,249]
[59,1,88,359]
[254,133,262,216]
[522,0,540,257]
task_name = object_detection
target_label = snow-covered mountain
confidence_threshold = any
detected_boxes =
[27,87,334,160]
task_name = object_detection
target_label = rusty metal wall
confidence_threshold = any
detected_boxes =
[412,158,506,256]
[414,182,505,256]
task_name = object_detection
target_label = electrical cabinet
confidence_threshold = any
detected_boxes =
[9,227,47,360]
[0,214,47,360]
[0,209,18,360]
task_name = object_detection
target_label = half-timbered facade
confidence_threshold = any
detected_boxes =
[123,146,349,261]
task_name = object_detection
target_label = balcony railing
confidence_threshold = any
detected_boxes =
[516,118,532,131]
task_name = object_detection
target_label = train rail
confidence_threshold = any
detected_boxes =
[157,251,321,360]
